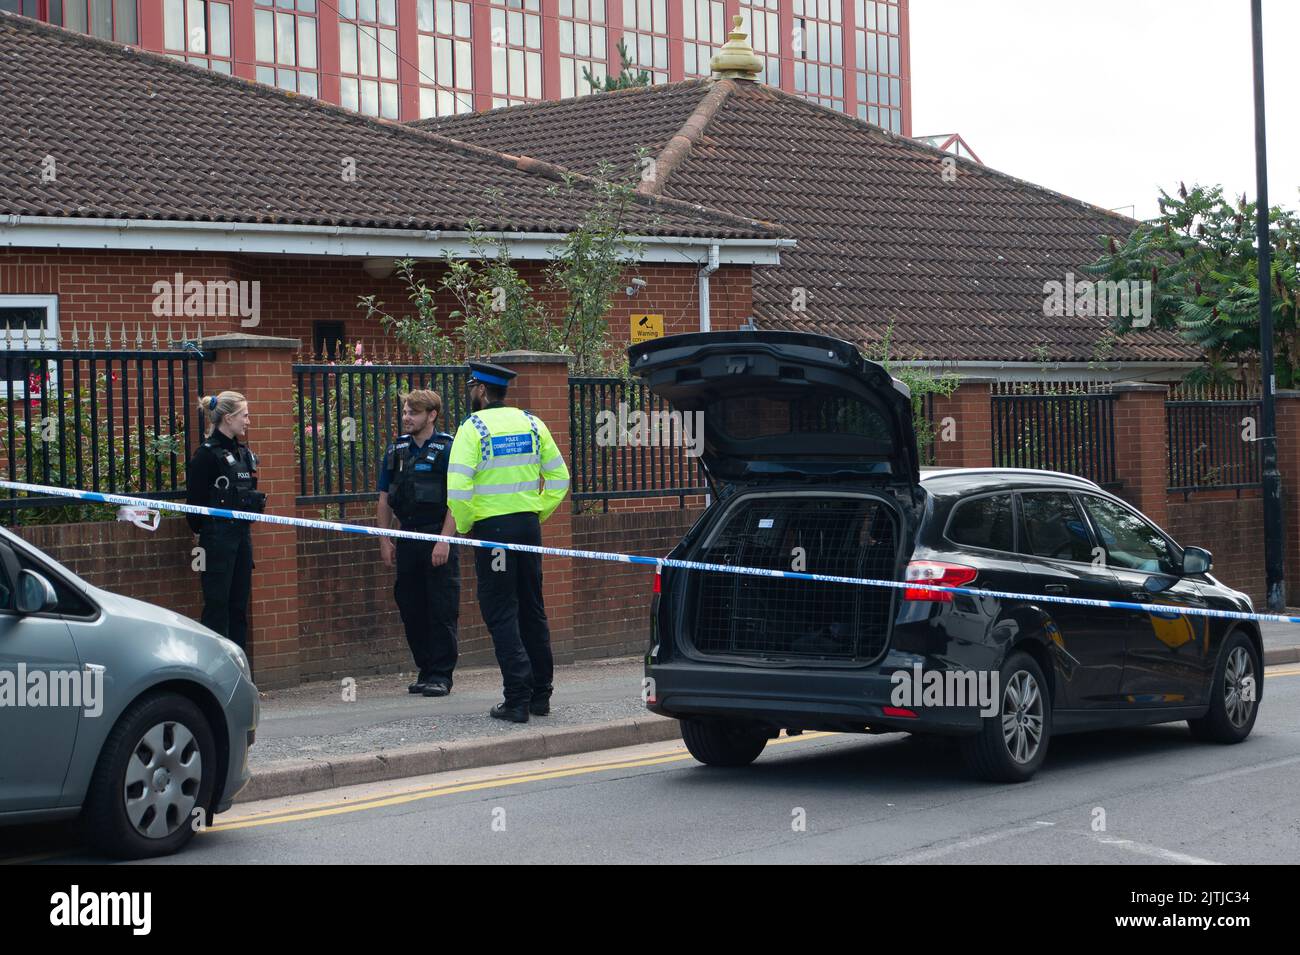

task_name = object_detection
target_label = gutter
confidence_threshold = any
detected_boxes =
[0,216,793,266]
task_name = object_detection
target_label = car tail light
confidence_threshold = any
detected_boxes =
[882,706,918,719]
[904,561,978,602]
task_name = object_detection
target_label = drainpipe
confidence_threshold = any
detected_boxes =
[698,243,720,332]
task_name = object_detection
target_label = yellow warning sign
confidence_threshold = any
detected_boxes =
[631,313,664,343]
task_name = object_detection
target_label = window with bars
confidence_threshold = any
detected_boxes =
[737,0,779,86]
[621,0,667,84]
[682,0,724,78]
[793,0,843,111]
[47,0,138,43]
[489,0,542,107]
[339,0,399,118]
[254,0,318,97]
[853,0,901,132]
[162,0,232,74]
[417,0,474,116]
[558,0,607,98]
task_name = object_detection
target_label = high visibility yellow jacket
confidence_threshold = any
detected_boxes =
[446,404,570,533]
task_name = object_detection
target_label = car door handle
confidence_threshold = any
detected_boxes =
[1044,584,1069,595]
[1129,591,1153,602]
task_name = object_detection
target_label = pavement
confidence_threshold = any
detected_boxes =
[240,619,1300,805]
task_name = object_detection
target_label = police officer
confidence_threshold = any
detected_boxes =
[378,390,461,697]
[447,362,570,722]
[186,391,266,651]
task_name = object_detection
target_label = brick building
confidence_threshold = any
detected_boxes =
[0,0,911,129]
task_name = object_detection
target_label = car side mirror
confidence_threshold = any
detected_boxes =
[1182,547,1213,576]
[15,569,58,615]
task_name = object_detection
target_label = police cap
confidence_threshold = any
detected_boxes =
[467,361,517,389]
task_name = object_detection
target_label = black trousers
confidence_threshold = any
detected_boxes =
[471,512,553,707]
[394,533,461,686]
[199,520,254,651]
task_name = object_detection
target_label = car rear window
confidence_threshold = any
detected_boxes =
[712,393,892,441]
[948,494,1015,552]
[1018,492,1095,564]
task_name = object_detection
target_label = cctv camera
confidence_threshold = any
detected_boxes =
[625,277,647,296]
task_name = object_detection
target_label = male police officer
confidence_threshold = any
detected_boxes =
[378,390,460,697]
[447,362,570,722]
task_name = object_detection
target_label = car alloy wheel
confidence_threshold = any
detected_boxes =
[1224,645,1255,729]
[1002,670,1044,764]
[122,720,204,840]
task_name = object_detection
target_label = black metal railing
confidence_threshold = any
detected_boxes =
[991,388,1119,488]
[0,336,207,522]
[294,362,471,506]
[1166,400,1262,493]
[568,377,708,511]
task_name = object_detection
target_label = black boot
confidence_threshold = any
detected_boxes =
[490,702,530,723]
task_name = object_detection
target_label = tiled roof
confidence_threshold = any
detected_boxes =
[422,79,1197,364]
[0,14,773,241]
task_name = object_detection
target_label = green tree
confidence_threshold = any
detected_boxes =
[1085,183,1300,389]
[584,39,651,92]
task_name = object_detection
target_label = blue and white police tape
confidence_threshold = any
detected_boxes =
[3,478,1299,629]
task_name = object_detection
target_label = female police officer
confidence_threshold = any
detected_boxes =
[185,391,265,650]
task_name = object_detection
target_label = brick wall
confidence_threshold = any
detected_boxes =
[1164,490,1266,606]
[570,506,706,659]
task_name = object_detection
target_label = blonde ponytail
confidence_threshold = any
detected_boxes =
[198,391,247,436]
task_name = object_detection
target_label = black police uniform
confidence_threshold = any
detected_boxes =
[381,431,460,690]
[185,431,265,650]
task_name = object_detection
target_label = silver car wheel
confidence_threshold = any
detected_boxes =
[122,720,203,839]
[1001,670,1044,764]
[1224,646,1255,729]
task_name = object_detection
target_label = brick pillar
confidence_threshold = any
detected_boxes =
[1274,390,1300,604]
[929,377,993,468]
[1110,382,1170,528]
[201,332,301,688]
[490,351,577,664]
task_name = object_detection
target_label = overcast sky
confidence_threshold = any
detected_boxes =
[910,0,1300,220]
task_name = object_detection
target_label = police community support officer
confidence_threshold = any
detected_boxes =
[185,391,266,651]
[377,389,460,697]
[447,362,570,723]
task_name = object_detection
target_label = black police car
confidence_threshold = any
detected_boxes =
[630,331,1262,782]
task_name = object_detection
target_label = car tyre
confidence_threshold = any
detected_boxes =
[83,692,217,859]
[1188,630,1260,744]
[681,718,768,767]
[960,651,1051,783]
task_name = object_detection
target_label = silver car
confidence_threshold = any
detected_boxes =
[0,524,258,858]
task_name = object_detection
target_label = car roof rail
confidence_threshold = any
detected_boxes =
[919,467,1103,490]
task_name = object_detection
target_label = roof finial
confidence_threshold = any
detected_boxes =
[710,15,762,82]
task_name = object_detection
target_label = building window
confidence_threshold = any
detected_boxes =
[48,0,139,43]
[163,0,233,74]
[682,0,723,79]
[621,0,667,84]
[417,0,474,117]
[738,0,779,86]
[0,0,41,17]
[254,0,318,98]
[339,0,398,118]
[793,0,843,112]
[558,0,606,99]
[0,296,59,399]
[312,321,346,360]
[489,0,542,107]
[854,0,901,132]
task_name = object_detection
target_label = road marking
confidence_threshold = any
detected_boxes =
[210,731,836,833]
[875,823,1051,863]
[1190,753,1300,785]
[1091,835,1220,865]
